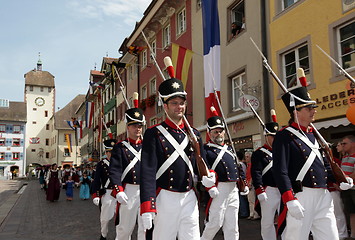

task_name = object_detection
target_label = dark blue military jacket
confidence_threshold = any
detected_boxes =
[110,138,142,187]
[251,144,277,191]
[272,122,335,201]
[91,158,113,197]
[140,119,206,213]
[204,142,244,182]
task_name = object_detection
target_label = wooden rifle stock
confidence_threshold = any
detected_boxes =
[313,130,347,183]
[182,118,209,178]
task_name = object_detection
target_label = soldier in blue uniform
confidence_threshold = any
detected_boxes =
[140,77,216,240]
[110,93,145,240]
[91,139,117,240]
[251,118,280,240]
[200,108,249,240]
[272,85,353,240]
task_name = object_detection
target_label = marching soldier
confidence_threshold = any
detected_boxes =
[140,64,216,239]
[200,107,249,240]
[110,92,145,240]
[91,139,117,240]
[272,82,353,240]
[251,111,280,240]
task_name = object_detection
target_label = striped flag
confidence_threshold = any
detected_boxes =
[65,134,72,152]
[86,101,94,128]
[202,0,222,120]
[171,43,193,87]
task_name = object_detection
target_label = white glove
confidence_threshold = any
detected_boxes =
[92,197,100,206]
[286,200,305,220]
[116,191,128,205]
[208,187,219,198]
[240,186,249,196]
[142,212,155,231]
[257,192,268,202]
[340,177,354,190]
[202,172,216,188]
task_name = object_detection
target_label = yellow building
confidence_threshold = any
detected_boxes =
[268,0,355,143]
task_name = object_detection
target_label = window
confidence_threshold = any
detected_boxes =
[64,148,70,157]
[150,117,157,127]
[337,20,355,70]
[46,152,49,158]
[40,87,44,92]
[282,44,310,88]
[0,152,4,160]
[150,78,157,95]
[13,125,21,133]
[232,72,246,111]
[12,138,20,146]
[141,85,147,99]
[0,138,5,146]
[128,65,134,81]
[229,1,245,40]
[150,40,156,62]
[33,108,37,111]
[29,86,33,91]
[31,149,36,152]
[197,0,202,10]
[142,50,147,68]
[163,25,171,48]
[32,121,36,124]
[282,0,298,10]
[46,124,49,130]
[48,87,51,92]
[177,8,186,36]
[45,138,49,146]
[0,125,5,132]
[12,152,19,160]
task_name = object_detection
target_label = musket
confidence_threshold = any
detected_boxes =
[250,37,347,184]
[140,33,209,178]
[111,65,131,109]
[316,45,355,84]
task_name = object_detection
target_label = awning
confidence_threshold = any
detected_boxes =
[313,117,351,129]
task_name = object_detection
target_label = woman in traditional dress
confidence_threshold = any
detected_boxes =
[79,172,91,200]
[46,163,61,202]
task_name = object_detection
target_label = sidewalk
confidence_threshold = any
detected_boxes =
[0,179,27,227]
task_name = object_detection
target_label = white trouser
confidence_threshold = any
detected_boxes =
[101,190,117,237]
[153,189,200,240]
[330,191,348,239]
[201,182,240,240]
[260,186,280,240]
[283,187,339,240]
[115,184,144,240]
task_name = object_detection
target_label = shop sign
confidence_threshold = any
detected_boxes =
[315,88,355,110]
[238,95,260,111]
[0,162,16,165]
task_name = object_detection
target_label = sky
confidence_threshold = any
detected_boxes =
[0,0,151,109]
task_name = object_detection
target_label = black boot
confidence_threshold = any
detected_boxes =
[100,235,106,240]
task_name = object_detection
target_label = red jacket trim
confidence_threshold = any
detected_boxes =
[140,198,157,215]
[255,186,265,195]
[282,189,296,204]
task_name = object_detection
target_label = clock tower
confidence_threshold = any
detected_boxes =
[24,56,55,166]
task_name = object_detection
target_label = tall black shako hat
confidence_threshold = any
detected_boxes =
[264,109,279,135]
[103,139,117,151]
[207,106,225,131]
[159,56,187,103]
[281,68,317,113]
[125,92,146,126]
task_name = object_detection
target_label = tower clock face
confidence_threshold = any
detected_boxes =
[35,97,45,106]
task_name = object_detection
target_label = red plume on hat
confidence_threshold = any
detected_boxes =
[297,68,308,87]
[210,106,219,117]
[133,92,139,108]
[270,109,277,123]
[164,56,175,78]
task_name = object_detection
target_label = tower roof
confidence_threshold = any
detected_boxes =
[24,69,55,87]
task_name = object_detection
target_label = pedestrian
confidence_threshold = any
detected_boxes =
[340,135,355,240]
[62,165,73,190]
[66,175,75,201]
[251,119,280,240]
[110,92,145,240]
[200,108,249,240]
[140,68,216,240]
[245,151,260,220]
[237,152,250,219]
[79,172,91,200]
[46,163,62,202]
[91,139,117,240]
[272,84,353,240]
[38,166,46,189]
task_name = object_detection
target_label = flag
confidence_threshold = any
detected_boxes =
[171,43,193,87]
[86,101,94,128]
[202,0,222,120]
[65,134,72,152]
[89,81,105,89]
[77,120,83,140]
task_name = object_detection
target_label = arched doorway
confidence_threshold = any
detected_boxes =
[10,165,19,179]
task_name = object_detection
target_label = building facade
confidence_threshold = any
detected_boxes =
[0,100,27,178]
